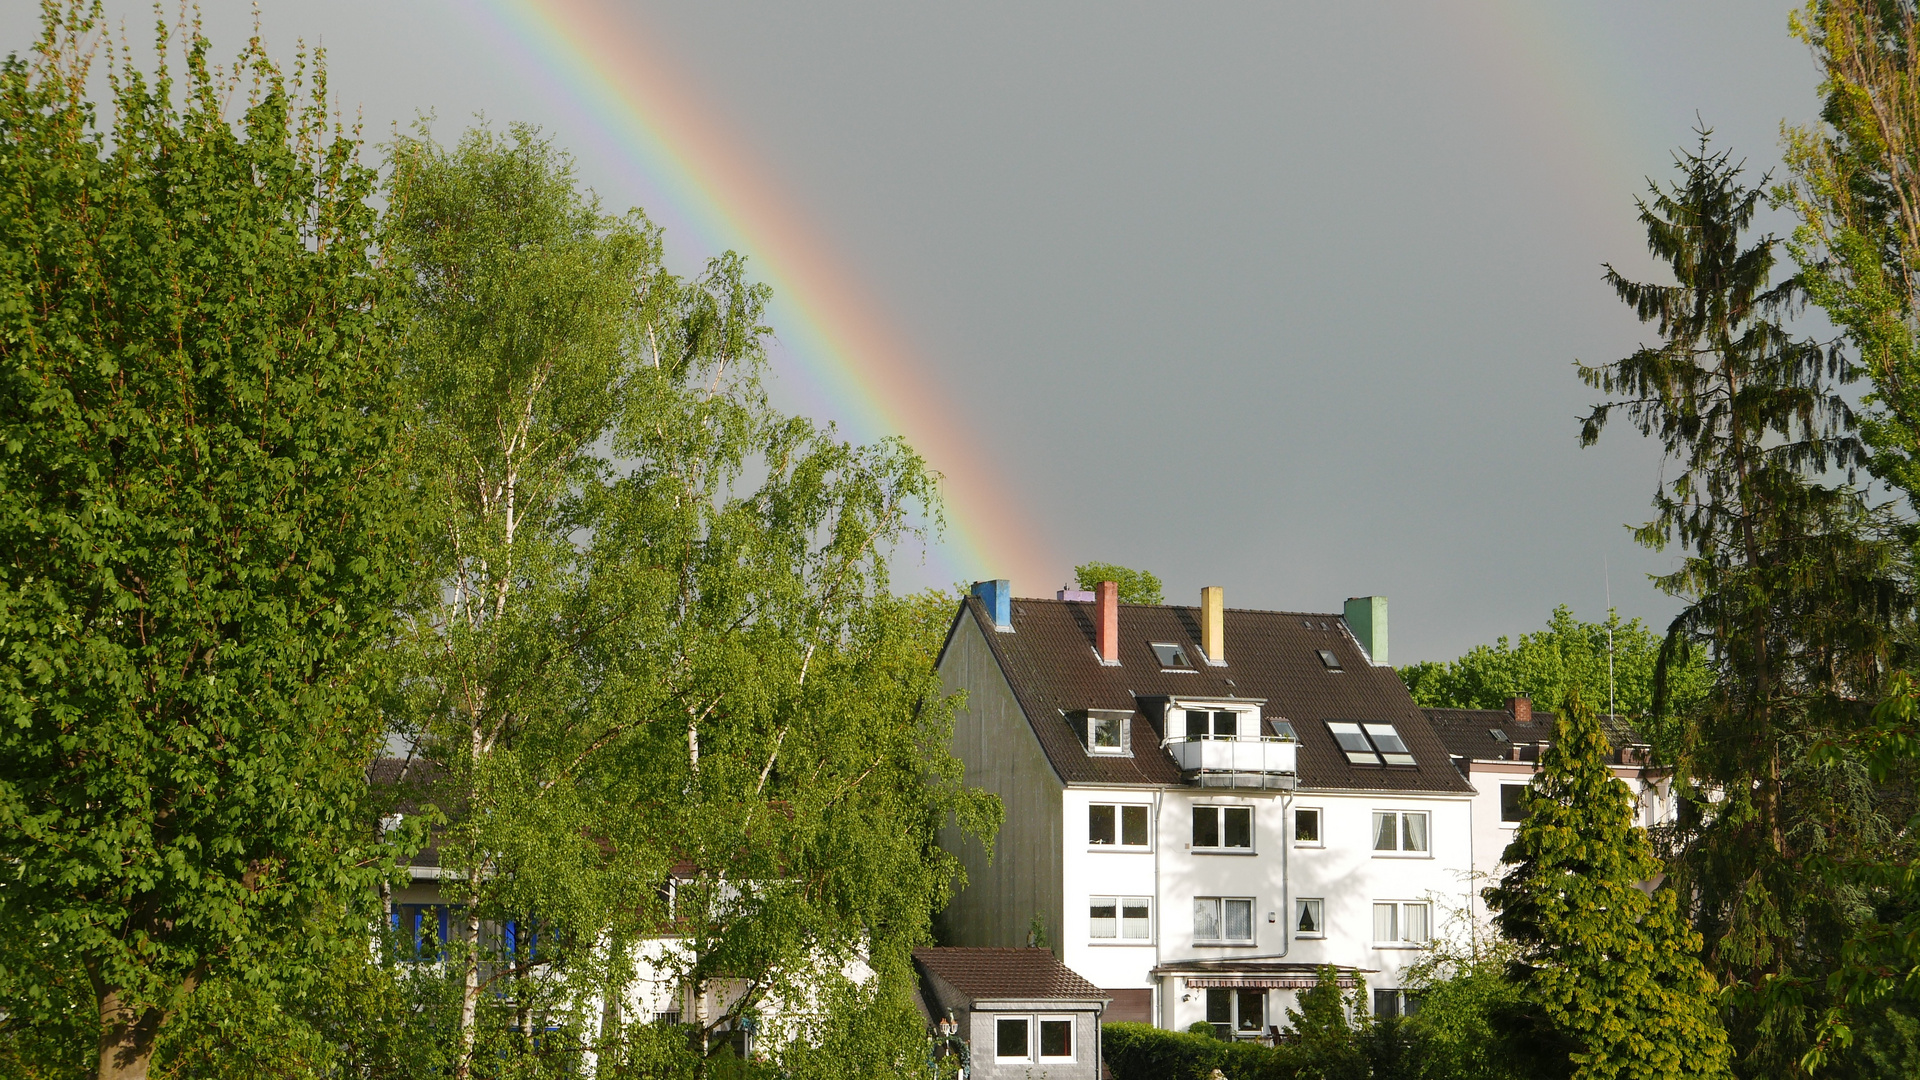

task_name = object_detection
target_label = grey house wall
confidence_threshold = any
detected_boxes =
[937,611,1065,954]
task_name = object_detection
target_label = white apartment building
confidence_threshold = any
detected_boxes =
[935,581,1477,1037]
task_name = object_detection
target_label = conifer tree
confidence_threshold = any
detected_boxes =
[1486,692,1732,1080]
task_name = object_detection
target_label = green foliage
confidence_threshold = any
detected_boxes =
[1398,605,1712,740]
[1583,125,1907,1076]
[0,5,415,1076]
[384,122,997,1074]
[1074,561,1164,604]
[1486,692,1732,1080]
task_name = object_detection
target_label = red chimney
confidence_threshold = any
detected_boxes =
[1095,580,1119,664]
[1506,696,1532,724]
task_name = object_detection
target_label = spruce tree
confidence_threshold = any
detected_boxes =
[1486,691,1732,1080]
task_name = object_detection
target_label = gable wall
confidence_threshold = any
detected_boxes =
[937,611,1066,952]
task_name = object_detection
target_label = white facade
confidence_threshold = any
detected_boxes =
[1057,783,1475,1034]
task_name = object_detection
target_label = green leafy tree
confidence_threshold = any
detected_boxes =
[386,124,995,1076]
[1073,561,1163,605]
[1486,692,1733,1080]
[1399,605,1713,734]
[0,7,415,1079]
[1579,129,1906,1076]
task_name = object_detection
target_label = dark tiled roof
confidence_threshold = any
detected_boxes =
[1423,706,1646,763]
[943,597,1473,794]
[912,948,1105,1001]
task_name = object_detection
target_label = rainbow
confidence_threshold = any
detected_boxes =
[465,0,1059,594]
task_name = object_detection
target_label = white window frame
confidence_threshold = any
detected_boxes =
[1088,802,1152,850]
[1088,895,1154,943]
[993,1015,1031,1063]
[1191,803,1255,853]
[1294,806,1323,847]
[992,1013,1076,1064]
[1194,896,1256,945]
[1294,897,1325,938]
[1372,900,1432,948]
[1370,810,1431,856]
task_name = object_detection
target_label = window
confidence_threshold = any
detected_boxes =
[994,1015,1074,1063]
[1195,897,1255,943]
[1193,805,1253,850]
[1317,648,1343,670]
[1088,713,1122,751]
[1151,642,1195,669]
[995,1017,1029,1061]
[1373,901,1431,946]
[1500,783,1527,823]
[1185,709,1240,738]
[1295,897,1325,937]
[1373,990,1402,1019]
[1205,987,1267,1037]
[1327,721,1416,766]
[1371,810,1429,853]
[1489,727,1510,744]
[1089,803,1150,848]
[1039,1017,1074,1062]
[1294,807,1322,844]
[1089,896,1152,941]
[394,904,452,960]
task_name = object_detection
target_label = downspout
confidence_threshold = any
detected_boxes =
[1152,786,1164,1028]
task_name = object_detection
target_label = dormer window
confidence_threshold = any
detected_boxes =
[1316,649,1342,671]
[1185,709,1240,739]
[1069,709,1132,756]
[1327,721,1417,766]
[1151,642,1195,670]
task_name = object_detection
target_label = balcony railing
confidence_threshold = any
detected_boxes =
[1162,734,1297,790]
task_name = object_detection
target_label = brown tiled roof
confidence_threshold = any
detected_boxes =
[1423,706,1646,763]
[912,947,1105,1001]
[942,596,1473,794]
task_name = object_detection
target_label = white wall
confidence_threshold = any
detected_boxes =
[1055,783,1475,1031]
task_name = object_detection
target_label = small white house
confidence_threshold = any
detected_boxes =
[934,582,1477,1035]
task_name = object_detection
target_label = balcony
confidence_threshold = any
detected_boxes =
[1163,734,1297,790]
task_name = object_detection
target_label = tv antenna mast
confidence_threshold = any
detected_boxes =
[1605,555,1616,722]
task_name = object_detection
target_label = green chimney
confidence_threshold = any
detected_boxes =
[1344,596,1388,666]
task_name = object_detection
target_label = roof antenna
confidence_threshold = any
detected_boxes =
[1604,555,1616,723]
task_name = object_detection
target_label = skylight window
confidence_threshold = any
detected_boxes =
[1151,642,1194,669]
[1328,722,1377,764]
[1363,723,1416,766]
[1316,649,1342,671]
[1327,721,1417,766]
[1489,728,1509,743]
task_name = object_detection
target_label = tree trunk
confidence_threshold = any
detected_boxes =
[455,891,482,1080]
[96,987,163,1080]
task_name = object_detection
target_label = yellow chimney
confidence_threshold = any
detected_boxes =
[1201,586,1224,664]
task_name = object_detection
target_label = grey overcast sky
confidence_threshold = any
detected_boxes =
[1,2,1824,662]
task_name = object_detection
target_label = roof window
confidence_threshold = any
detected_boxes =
[1151,642,1195,670]
[1489,728,1509,743]
[1316,649,1342,671]
[1327,721,1417,766]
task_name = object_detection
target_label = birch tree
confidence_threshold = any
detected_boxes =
[387,126,995,1077]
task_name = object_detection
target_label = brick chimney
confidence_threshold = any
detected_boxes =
[1201,586,1225,665]
[1506,695,1532,724]
[1095,580,1119,664]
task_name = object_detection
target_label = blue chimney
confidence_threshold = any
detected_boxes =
[972,579,1013,632]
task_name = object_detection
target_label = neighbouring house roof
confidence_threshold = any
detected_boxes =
[1423,706,1647,764]
[913,947,1107,1003]
[940,596,1473,794]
